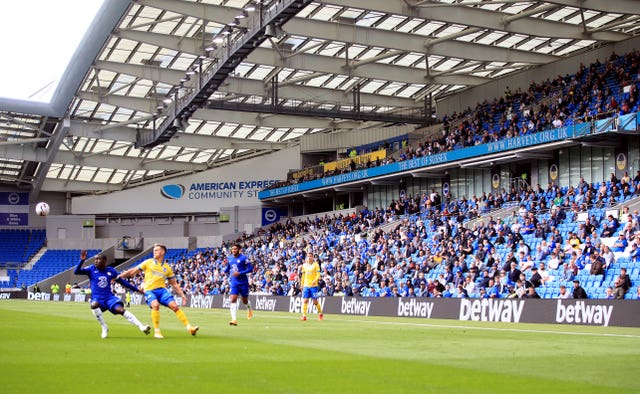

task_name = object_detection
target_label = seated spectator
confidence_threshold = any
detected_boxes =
[558,284,572,299]
[377,280,392,297]
[612,233,628,253]
[572,279,588,299]
[486,278,500,298]
[577,248,590,270]
[521,218,535,235]
[514,279,526,298]
[588,253,605,276]
[523,286,540,299]
[463,276,476,298]
[520,255,535,272]
[604,286,615,299]
[507,262,521,285]
[441,283,453,298]
[563,260,578,281]
[529,266,543,288]
[614,267,632,299]
[538,262,552,286]
[455,285,468,298]
[547,251,562,270]
[630,242,640,263]
[601,214,619,237]
[610,172,620,186]
[568,232,581,251]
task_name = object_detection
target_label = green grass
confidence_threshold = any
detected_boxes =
[1,300,639,393]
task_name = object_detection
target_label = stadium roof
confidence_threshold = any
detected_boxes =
[0,0,638,198]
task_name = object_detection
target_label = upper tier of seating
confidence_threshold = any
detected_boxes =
[5,249,101,289]
[0,229,45,265]
[265,50,640,191]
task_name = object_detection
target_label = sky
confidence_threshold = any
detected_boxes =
[0,0,103,103]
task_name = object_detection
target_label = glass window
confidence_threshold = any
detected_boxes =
[591,147,604,183]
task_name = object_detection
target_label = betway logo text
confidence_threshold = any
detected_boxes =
[398,298,433,318]
[459,299,524,323]
[190,295,214,309]
[341,298,371,316]
[555,300,613,327]
[254,296,277,311]
[131,293,144,305]
[289,297,325,314]
[27,292,51,301]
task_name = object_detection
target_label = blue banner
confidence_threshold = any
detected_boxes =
[0,213,28,226]
[0,192,29,226]
[262,207,287,226]
[260,124,589,200]
[0,192,29,205]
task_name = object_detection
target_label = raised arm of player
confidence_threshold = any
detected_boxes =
[73,250,89,275]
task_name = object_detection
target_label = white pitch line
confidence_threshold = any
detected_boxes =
[261,313,640,339]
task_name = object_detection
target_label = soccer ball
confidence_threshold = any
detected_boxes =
[35,202,50,216]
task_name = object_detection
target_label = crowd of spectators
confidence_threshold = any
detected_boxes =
[131,176,640,301]
[265,50,640,190]
[125,53,640,301]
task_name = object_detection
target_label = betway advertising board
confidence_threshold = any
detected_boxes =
[6,291,640,328]
[71,147,300,214]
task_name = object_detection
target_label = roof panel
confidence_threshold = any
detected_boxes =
[2,0,638,192]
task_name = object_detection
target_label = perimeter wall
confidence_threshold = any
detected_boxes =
[4,291,639,328]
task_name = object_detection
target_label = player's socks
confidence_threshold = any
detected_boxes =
[302,300,309,318]
[246,301,253,319]
[230,301,238,322]
[92,308,108,329]
[175,309,190,327]
[151,309,160,330]
[315,301,323,315]
[123,310,144,329]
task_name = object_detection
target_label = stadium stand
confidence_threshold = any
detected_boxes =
[2,44,639,302]
[266,50,640,191]
[6,249,101,289]
[11,50,640,299]
[122,174,639,300]
[0,229,45,266]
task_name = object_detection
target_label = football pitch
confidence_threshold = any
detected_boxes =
[1,301,639,393]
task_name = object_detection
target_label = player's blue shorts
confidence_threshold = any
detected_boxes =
[230,281,249,297]
[302,286,319,299]
[144,288,175,307]
[92,294,124,314]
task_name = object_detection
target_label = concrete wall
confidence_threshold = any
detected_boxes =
[71,146,300,215]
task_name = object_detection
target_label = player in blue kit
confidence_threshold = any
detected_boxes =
[74,250,150,338]
[225,243,254,325]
